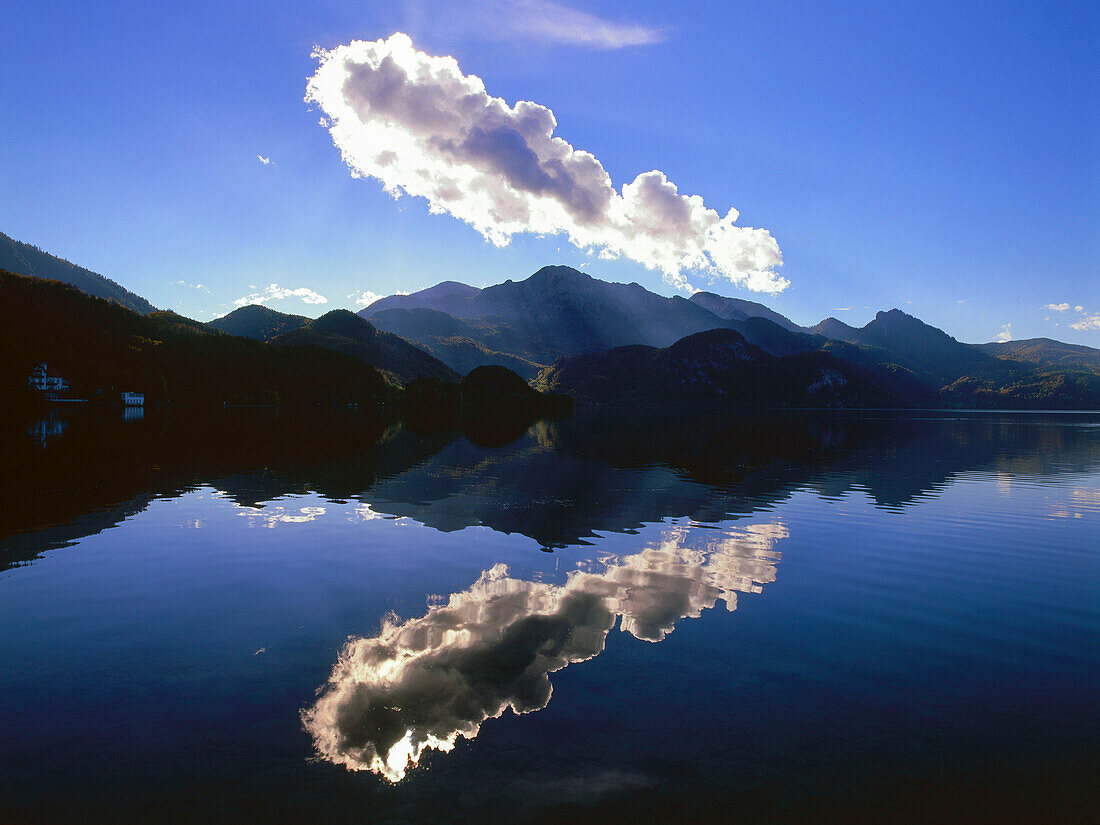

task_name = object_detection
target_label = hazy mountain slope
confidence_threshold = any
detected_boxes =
[365,281,482,315]
[269,309,460,385]
[977,338,1100,374]
[689,291,804,332]
[724,316,826,357]
[367,307,546,378]
[0,271,390,405]
[208,305,309,341]
[810,317,861,342]
[537,328,892,408]
[0,230,156,314]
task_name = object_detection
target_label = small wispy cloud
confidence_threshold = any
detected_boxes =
[1043,303,1098,332]
[831,306,852,312]
[234,283,328,307]
[996,323,1012,343]
[172,280,210,293]
[257,155,274,165]
[492,0,665,49]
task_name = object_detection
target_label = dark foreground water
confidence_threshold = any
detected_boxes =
[1,408,1097,824]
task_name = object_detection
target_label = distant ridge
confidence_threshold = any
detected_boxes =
[689,291,804,332]
[0,230,156,315]
[977,338,1100,372]
[365,281,481,316]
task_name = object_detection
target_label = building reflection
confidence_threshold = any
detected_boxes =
[302,520,786,781]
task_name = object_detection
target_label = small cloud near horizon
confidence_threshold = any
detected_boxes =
[172,279,210,293]
[306,33,785,294]
[1070,311,1100,332]
[1043,303,1098,332]
[234,283,327,307]
[996,323,1012,343]
[347,289,408,307]
[831,306,852,312]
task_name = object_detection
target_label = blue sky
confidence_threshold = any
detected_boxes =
[2,0,1097,343]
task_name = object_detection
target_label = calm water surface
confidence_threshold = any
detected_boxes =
[1,409,1097,824]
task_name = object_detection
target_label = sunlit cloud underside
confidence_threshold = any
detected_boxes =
[306,33,786,293]
[302,521,785,781]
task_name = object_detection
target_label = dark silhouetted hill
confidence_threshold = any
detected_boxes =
[850,309,990,382]
[0,230,156,314]
[269,309,460,385]
[537,328,892,408]
[0,271,391,406]
[207,304,309,341]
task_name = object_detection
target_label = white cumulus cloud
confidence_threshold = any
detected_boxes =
[234,283,328,307]
[306,33,786,293]
[1044,303,1070,312]
[996,323,1012,342]
[257,154,274,165]
[347,289,384,307]
[1071,313,1100,332]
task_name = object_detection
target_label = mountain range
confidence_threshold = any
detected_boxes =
[4,229,1099,410]
[357,265,1100,408]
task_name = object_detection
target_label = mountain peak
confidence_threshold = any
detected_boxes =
[874,308,918,323]
[527,265,591,284]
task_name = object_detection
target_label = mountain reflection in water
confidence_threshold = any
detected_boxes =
[303,521,784,780]
[4,406,1098,567]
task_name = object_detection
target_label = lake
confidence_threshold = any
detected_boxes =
[1,408,1097,824]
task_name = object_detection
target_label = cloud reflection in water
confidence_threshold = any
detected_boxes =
[302,521,785,781]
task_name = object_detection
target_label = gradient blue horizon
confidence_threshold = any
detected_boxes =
[1,0,1096,343]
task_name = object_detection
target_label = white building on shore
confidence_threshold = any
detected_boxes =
[27,364,69,399]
